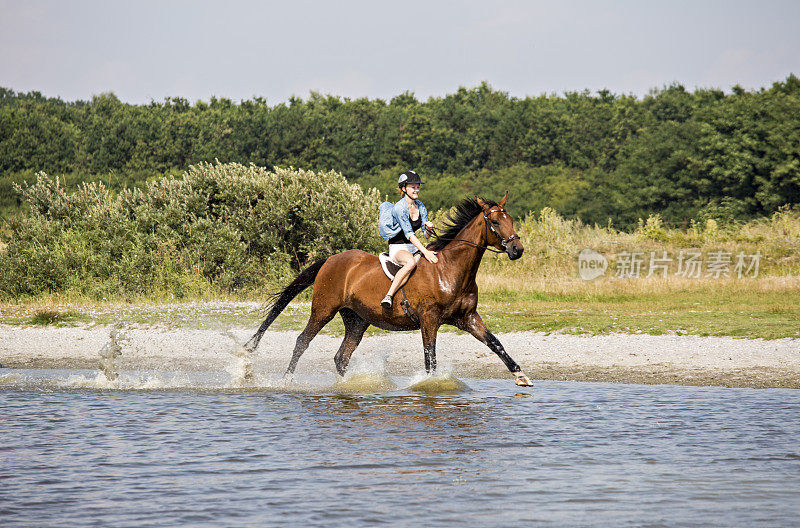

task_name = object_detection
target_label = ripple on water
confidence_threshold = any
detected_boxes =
[1,370,800,527]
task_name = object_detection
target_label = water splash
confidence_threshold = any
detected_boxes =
[1,366,337,393]
[0,372,23,386]
[331,372,397,394]
[2,368,476,395]
[97,329,125,381]
[330,353,397,393]
[3,341,470,395]
[65,371,186,390]
[0,368,204,391]
[222,329,254,385]
[407,371,470,394]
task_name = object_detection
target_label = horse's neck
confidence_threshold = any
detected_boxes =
[444,216,487,286]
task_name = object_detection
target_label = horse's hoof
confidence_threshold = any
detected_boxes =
[514,375,533,387]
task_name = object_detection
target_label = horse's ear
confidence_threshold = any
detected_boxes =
[499,191,508,208]
[475,195,488,209]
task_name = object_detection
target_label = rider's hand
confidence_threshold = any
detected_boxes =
[424,221,435,238]
[424,249,438,264]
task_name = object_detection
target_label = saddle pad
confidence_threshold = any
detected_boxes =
[379,252,402,280]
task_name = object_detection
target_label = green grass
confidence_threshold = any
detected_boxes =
[2,281,797,339]
[476,286,800,339]
[26,308,86,326]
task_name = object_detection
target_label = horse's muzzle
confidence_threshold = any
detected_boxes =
[507,242,524,260]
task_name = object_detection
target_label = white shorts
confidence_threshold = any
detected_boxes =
[388,243,419,263]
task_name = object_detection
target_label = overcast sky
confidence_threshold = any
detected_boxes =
[1,0,799,104]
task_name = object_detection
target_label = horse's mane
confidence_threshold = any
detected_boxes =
[427,196,497,252]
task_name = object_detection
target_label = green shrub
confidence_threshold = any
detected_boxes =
[0,162,383,299]
[636,213,669,242]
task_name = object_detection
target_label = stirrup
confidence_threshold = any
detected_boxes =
[381,294,393,308]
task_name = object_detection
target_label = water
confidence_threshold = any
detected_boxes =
[2,368,799,527]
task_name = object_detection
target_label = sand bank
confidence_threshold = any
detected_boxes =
[1,324,798,388]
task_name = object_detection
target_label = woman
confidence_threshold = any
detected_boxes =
[381,170,438,308]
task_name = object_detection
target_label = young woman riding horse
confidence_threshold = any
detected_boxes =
[244,192,534,387]
[382,170,438,308]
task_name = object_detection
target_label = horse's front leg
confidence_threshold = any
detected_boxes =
[420,315,440,374]
[459,311,533,387]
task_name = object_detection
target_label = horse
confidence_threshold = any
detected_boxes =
[244,193,534,387]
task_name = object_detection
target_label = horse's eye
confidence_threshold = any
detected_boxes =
[491,220,500,226]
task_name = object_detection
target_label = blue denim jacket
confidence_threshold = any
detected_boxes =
[393,197,429,239]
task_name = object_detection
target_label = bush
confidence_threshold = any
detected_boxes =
[0,162,383,299]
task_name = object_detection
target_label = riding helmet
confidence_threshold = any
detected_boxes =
[398,170,423,188]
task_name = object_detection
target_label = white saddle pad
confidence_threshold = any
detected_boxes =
[378,252,402,280]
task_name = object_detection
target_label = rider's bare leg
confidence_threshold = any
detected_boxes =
[383,251,421,305]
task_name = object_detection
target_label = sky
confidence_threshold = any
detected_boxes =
[1,0,799,104]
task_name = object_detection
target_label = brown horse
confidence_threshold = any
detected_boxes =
[244,194,534,386]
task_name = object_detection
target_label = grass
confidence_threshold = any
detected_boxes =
[1,276,797,339]
[475,275,800,339]
[26,307,86,326]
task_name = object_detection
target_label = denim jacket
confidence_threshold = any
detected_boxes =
[392,197,429,239]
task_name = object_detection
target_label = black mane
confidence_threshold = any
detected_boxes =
[427,196,497,252]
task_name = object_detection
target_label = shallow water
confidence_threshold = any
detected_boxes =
[2,367,799,527]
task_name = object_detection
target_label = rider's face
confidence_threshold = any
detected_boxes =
[405,184,420,197]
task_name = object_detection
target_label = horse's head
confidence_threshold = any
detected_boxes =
[476,193,524,260]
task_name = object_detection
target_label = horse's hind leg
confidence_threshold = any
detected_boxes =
[334,308,370,376]
[286,303,338,375]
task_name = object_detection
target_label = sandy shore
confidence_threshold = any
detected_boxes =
[1,324,798,388]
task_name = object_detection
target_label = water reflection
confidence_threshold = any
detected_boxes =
[294,393,499,486]
[306,393,489,432]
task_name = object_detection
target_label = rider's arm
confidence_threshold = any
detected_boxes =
[407,234,426,253]
[419,201,432,238]
[394,201,414,239]
[408,234,438,263]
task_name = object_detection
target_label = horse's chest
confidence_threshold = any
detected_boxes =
[435,275,460,297]
[425,276,476,313]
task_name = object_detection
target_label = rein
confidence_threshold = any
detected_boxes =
[431,207,520,254]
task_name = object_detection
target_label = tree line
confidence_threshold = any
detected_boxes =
[1,76,799,226]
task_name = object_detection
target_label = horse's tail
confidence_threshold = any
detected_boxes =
[244,258,328,352]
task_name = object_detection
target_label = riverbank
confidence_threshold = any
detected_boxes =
[2,324,798,389]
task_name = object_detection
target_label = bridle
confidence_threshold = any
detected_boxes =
[431,207,520,254]
[483,207,521,250]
